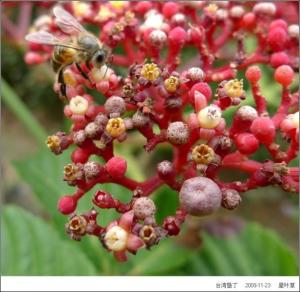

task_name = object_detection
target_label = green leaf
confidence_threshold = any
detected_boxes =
[1,79,47,145]
[153,185,179,225]
[126,239,193,275]
[12,148,118,271]
[186,223,298,276]
[1,206,97,275]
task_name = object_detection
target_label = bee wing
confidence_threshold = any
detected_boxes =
[25,31,85,51]
[25,31,60,45]
[53,6,86,35]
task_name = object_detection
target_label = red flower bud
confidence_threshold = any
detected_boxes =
[168,27,187,49]
[93,190,115,208]
[245,66,261,84]
[58,195,77,215]
[250,117,275,145]
[106,156,127,178]
[235,133,259,155]
[189,82,212,101]
[270,52,290,68]
[162,2,180,19]
[274,65,295,86]
[267,27,288,51]
[71,148,90,163]
[163,216,180,236]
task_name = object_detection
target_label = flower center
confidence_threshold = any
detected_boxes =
[224,79,244,98]
[69,96,89,115]
[106,118,126,137]
[141,63,161,81]
[192,144,215,164]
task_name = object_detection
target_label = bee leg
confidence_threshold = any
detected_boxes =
[85,60,92,71]
[57,66,68,102]
[75,62,91,82]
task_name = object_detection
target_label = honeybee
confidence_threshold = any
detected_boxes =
[25,6,111,100]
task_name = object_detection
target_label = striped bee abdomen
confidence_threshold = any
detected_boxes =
[51,45,77,72]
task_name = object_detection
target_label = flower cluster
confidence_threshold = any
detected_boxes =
[25,1,299,261]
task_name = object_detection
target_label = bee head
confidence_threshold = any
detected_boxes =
[92,49,107,68]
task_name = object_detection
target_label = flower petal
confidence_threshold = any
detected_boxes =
[119,210,134,231]
[107,220,118,230]
[127,234,144,254]
[114,250,127,262]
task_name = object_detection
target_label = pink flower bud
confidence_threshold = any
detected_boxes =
[267,27,288,51]
[106,156,127,178]
[189,82,212,101]
[235,133,259,155]
[250,117,275,145]
[58,195,77,215]
[162,2,180,19]
[168,27,187,49]
[245,66,261,84]
[71,148,90,164]
[270,52,290,68]
[274,65,295,86]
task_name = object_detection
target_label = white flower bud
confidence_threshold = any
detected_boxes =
[69,96,89,115]
[104,226,128,251]
[288,24,299,39]
[187,67,205,82]
[198,105,222,129]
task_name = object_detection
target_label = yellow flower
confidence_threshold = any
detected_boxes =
[224,79,245,98]
[192,144,215,164]
[141,63,161,81]
[106,118,126,137]
[164,76,180,93]
[46,135,60,150]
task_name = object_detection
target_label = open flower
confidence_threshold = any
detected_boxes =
[104,211,144,261]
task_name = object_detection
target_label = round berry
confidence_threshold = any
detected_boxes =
[168,26,187,48]
[245,65,261,83]
[241,12,256,30]
[104,96,126,115]
[167,121,190,144]
[162,2,180,19]
[267,27,288,51]
[236,105,258,121]
[221,189,242,210]
[179,177,222,216]
[274,65,295,86]
[250,117,275,145]
[187,67,205,82]
[270,19,288,31]
[157,160,174,177]
[133,197,156,220]
[135,1,152,15]
[235,133,259,155]
[71,148,90,163]
[270,52,290,68]
[58,195,77,215]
